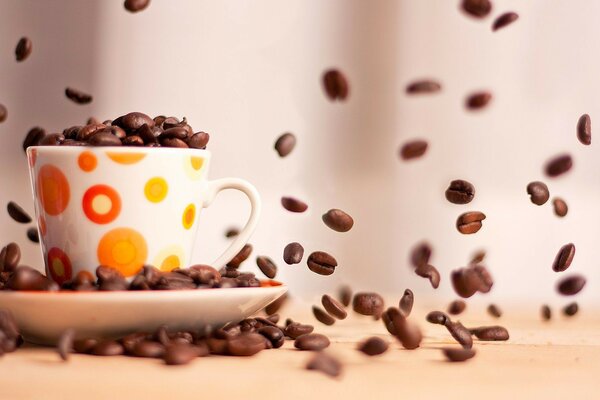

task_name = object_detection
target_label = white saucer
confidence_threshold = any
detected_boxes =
[0,285,287,345]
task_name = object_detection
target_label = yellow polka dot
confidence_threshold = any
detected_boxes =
[97,227,147,277]
[153,245,185,272]
[144,177,168,203]
[191,156,204,170]
[52,259,65,277]
[161,255,181,271]
[107,152,146,165]
[182,203,196,229]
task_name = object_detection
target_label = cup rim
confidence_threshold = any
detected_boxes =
[26,145,211,158]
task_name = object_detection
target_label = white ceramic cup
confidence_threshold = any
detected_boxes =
[25,146,260,284]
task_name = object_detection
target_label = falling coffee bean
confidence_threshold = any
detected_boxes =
[577,114,591,145]
[228,333,266,356]
[338,285,352,307]
[442,347,476,362]
[256,256,277,279]
[556,274,586,296]
[406,80,441,94]
[225,227,239,238]
[312,306,335,326]
[227,244,253,268]
[357,337,388,356]
[274,132,296,157]
[445,320,473,349]
[466,91,492,109]
[0,242,21,272]
[552,198,568,217]
[381,308,398,335]
[399,139,428,160]
[0,104,6,123]
[426,311,449,325]
[492,12,519,31]
[461,0,492,18]
[445,180,475,204]
[447,300,466,315]
[470,250,486,264]
[388,308,422,350]
[415,264,440,289]
[451,265,493,298]
[487,304,502,318]
[295,333,330,351]
[470,326,509,341]
[456,211,486,234]
[410,241,432,268]
[322,294,347,319]
[545,154,573,177]
[399,289,414,317]
[124,0,150,12]
[552,243,575,272]
[281,197,308,213]
[65,87,93,104]
[7,202,32,223]
[22,126,45,151]
[305,352,342,378]
[526,181,549,205]
[353,293,385,317]
[283,242,304,265]
[322,209,354,232]
[27,227,39,243]
[322,69,349,101]
[541,305,552,321]
[56,328,75,361]
[307,251,338,276]
[15,37,32,62]
[563,302,579,317]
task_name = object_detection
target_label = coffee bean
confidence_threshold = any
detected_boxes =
[322,294,347,319]
[426,311,449,325]
[39,133,65,146]
[470,325,509,341]
[451,265,493,298]
[122,135,144,146]
[353,293,384,317]
[225,227,239,238]
[338,285,352,307]
[265,293,287,315]
[283,242,304,265]
[312,306,335,326]
[492,12,519,31]
[132,341,165,358]
[307,251,337,275]
[399,139,428,160]
[92,340,124,356]
[256,256,277,279]
[164,343,198,364]
[284,322,314,339]
[294,333,330,351]
[161,127,188,140]
[406,79,441,94]
[15,37,32,62]
[8,266,58,291]
[577,114,591,145]
[487,304,502,318]
[27,227,39,243]
[0,242,21,272]
[461,0,492,18]
[114,112,155,131]
[357,337,388,356]
[442,347,476,362]
[154,272,196,290]
[445,180,475,204]
[410,242,432,268]
[281,197,308,213]
[185,131,209,149]
[274,132,296,157]
[322,69,349,101]
[470,250,486,264]
[466,91,492,109]
[447,300,466,315]
[160,137,188,148]
[305,352,342,378]
[88,130,122,146]
[57,329,75,361]
[556,274,586,296]
[23,127,45,151]
[388,308,422,349]
[228,333,266,356]
[0,104,6,123]
[257,326,284,349]
[526,181,550,205]
[322,209,354,232]
[415,264,440,289]
[541,305,552,321]
[563,302,579,317]
[121,332,147,354]
[7,202,32,224]
[545,154,573,177]
[399,289,414,317]
[552,198,568,217]
[73,338,97,354]
[77,123,106,141]
[381,308,397,335]
[65,87,93,104]
[445,320,473,349]
[456,211,486,234]
[552,243,575,272]
[227,244,253,268]
[124,0,151,12]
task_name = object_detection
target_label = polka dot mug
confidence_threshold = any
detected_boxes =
[26,146,261,284]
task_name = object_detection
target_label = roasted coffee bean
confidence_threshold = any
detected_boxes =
[161,117,180,129]
[552,243,575,272]
[187,132,209,148]
[451,265,493,298]
[492,12,519,31]
[225,227,239,238]
[426,311,449,325]
[487,304,502,318]
[121,332,147,353]
[442,347,476,362]
[26,227,39,243]
[99,279,129,291]
[445,180,475,204]
[161,127,188,140]
[466,91,492,109]
[164,343,198,364]
[381,308,397,335]
[265,293,287,315]
[388,307,422,349]
[63,125,82,139]
[410,242,432,268]
[322,209,354,232]
[57,329,75,361]
[155,272,196,290]
[228,333,266,356]
[322,69,349,101]
[415,264,440,289]
[257,326,284,349]
[526,181,549,205]
[448,300,466,315]
[206,337,229,355]
[541,305,552,321]
[88,130,122,146]
[122,135,144,146]
[545,154,573,177]
[557,274,586,296]
[577,114,591,145]
[399,289,414,317]
[281,197,308,213]
[456,211,486,234]
[15,37,32,62]
[132,341,165,358]
[8,266,58,291]
[312,306,335,326]
[227,244,253,268]
[160,137,188,148]
[274,132,296,157]
[553,198,568,217]
[445,320,473,349]
[322,294,347,319]
[357,337,388,356]
[283,242,304,265]
[61,139,87,147]
[266,314,280,324]
[7,201,32,223]
[338,285,352,307]
[307,251,337,275]
[0,242,21,272]
[0,104,6,123]
[461,0,491,18]
[353,293,384,317]
[399,139,428,160]
[77,123,106,141]
[23,127,45,151]
[563,302,579,316]
[65,87,93,104]
[39,133,65,146]
[114,112,155,132]
[284,322,314,339]
[470,325,509,341]
[73,338,97,354]
[124,0,151,12]
[187,264,221,285]
[92,340,124,356]
[256,256,277,279]
[306,352,342,378]
[295,333,330,351]
[406,80,441,94]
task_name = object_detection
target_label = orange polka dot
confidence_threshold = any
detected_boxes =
[37,164,70,216]
[78,151,97,172]
[47,247,72,285]
[160,255,181,271]
[190,156,204,171]
[38,215,47,236]
[182,203,196,229]
[82,184,121,224]
[97,227,147,277]
[144,177,168,203]
[107,152,146,165]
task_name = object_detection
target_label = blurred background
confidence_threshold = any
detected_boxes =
[0,0,598,310]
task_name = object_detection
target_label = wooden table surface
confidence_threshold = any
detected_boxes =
[1,302,599,400]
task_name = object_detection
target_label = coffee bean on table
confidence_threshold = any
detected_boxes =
[281,197,308,213]
[487,304,502,318]
[92,340,124,356]
[410,242,431,268]
[132,341,165,358]
[312,306,335,326]
[322,69,349,101]
[577,114,591,145]
[470,326,509,341]
[0,104,6,123]
[563,302,579,316]
[406,80,441,94]
[353,293,384,317]
[322,209,354,232]
[274,132,296,157]
[399,289,414,317]
[322,294,347,319]
[23,126,46,151]
[15,37,32,62]
[526,181,550,205]
[357,337,388,356]
[552,198,568,217]
[65,87,93,104]
[8,266,58,291]
[552,243,575,272]
[388,308,422,350]
[456,211,486,234]
[295,333,330,351]
[227,244,252,268]
[284,322,314,339]
[415,264,440,288]
[426,310,449,325]
[57,329,75,361]
[461,0,492,18]
[307,251,337,275]
[256,256,277,279]
[466,91,492,109]
[227,333,266,356]
[164,343,198,364]
[556,275,586,296]
[545,154,573,177]
[338,285,352,307]
[541,305,552,321]
[73,338,97,354]
[257,326,284,349]
[7,202,32,223]
[27,228,39,243]
[445,180,475,204]
[283,242,304,265]
[445,320,473,349]
[399,139,428,160]
[492,12,519,31]
[442,347,476,362]
[448,300,466,315]
[0,242,21,272]
[305,352,342,378]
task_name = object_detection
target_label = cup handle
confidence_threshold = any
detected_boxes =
[201,178,261,269]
